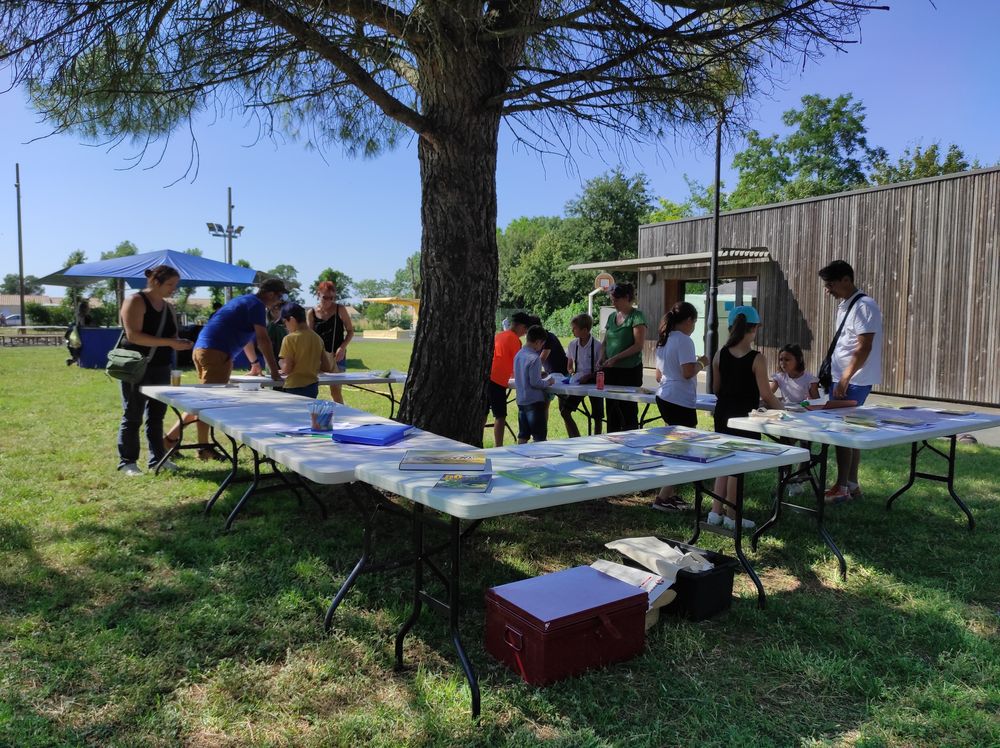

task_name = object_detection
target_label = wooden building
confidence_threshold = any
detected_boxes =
[570,167,1000,406]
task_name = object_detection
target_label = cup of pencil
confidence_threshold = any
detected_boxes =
[310,401,335,431]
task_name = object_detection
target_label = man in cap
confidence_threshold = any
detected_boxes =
[182,279,288,459]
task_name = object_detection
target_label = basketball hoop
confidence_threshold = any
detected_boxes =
[594,272,615,292]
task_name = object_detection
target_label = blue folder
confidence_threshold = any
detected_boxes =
[330,422,411,446]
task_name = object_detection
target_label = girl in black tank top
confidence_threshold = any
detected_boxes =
[709,307,785,530]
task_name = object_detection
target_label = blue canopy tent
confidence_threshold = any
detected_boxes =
[39,248,269,288]
[39,250,271,368]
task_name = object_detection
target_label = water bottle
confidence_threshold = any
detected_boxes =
[596,370,605,390]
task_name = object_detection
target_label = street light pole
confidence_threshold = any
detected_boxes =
[705,113,724,392]
[15,163,26,330]
[207,186,244,303]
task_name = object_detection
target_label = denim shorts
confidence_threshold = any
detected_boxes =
[832,382,872,405]
[517,402,548,442]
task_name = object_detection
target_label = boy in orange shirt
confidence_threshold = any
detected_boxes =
[485,311,531,446]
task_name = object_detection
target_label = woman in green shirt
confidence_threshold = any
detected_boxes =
[600,283,647,431]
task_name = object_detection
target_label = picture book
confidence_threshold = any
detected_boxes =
[498,467,587,488]
[399,450,488,471]
[657,428,715,442]
[841,414,879,428]
[603,432,665,448]
[712,440,790,456]
[578,449,663,471]
[434,473,492,492]
[642,442,732,463]
[877,414,932,428]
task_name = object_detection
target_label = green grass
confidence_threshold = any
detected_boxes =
[1,345,999,747]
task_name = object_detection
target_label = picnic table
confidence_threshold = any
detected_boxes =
[728,405,1000,578]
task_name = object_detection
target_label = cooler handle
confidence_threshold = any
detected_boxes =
[503,624,524,651]
[597,613,622,640]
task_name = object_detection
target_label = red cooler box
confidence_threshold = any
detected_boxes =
[485,566,647,685]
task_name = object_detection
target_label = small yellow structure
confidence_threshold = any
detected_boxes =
[363,297,421,326]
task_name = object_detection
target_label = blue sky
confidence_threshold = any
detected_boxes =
[2,2,998,301]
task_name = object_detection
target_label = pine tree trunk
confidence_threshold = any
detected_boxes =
[397,104,502,446]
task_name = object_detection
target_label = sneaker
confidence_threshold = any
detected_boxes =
[723,515,756,530]
[824,485,852,505]
[652,495,689,512]
[120,463,143,477]
[785,482,806,497]
[706,511,724,526]
[849,485,863,500]
[157,459,180,473]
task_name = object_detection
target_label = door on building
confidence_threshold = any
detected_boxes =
[680,277,758,356]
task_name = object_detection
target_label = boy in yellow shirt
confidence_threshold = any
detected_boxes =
[278,303,325,398]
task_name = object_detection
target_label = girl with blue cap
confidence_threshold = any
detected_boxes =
[708,305,784,529]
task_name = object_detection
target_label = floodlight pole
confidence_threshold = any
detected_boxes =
[705,114,723,392]
[207,186,243,302]
[15,163,25,331]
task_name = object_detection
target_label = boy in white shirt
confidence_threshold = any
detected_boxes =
[559,314,604,438]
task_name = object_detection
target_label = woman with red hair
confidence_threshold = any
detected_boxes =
[307,280,354,403]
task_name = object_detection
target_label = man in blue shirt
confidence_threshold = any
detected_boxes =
[186,279,288,460]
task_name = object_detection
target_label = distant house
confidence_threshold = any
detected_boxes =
[571,167,1000,405]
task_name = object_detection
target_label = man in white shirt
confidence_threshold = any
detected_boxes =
[818,260,883,504]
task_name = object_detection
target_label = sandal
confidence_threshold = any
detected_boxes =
[197,447,228,463]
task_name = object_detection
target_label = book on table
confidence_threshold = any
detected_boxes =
[712,440,790,455]
[399,449,489,471]
[841,414,879,428]
[498,466,587,488]
[647,427,714,442]
[642,442,732,463]
[578,449,663,471]
[434,473,493,492]
[603,432,665,448]
[877,414,932,428]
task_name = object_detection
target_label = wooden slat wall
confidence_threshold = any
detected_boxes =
[636,168,1000,405]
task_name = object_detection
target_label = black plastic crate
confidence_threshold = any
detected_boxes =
[659,539,740,621]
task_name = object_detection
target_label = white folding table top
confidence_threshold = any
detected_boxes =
[230,370,407,388]
[728,405,1000,449]
[357,431,808,520]
[196,400,467,485]
[141,385,307,414]
[508,378,717,412]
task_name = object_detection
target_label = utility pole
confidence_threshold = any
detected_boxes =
[15,163,25,330]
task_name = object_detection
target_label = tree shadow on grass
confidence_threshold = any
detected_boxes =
[5,463,999,746]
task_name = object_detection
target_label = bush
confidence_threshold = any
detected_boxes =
[24,302,73,326]
[544,302,589,337]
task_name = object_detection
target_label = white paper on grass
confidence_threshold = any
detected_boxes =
[590,559,675,611]
[604,536,714,583]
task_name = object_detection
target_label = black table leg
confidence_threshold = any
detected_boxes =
[224,448,263,530]
[688,476,766,609]
[395,504,425,668]
[886,436,974,530]
[204,434,240,515]
[750,443,847,580]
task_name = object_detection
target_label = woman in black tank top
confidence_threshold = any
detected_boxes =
[708,307,785,530]
[307,280,355,403]
[116,265,193,475]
